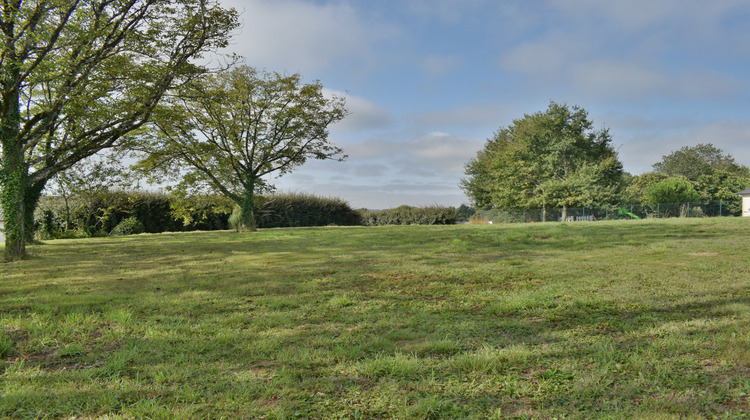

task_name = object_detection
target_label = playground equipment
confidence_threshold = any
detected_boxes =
[617,207,640,219]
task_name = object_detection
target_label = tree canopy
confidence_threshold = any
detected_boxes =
[461,102,623,220]
[136,65,348,231]
[621,144,750,207]
[0,0,238,260]
[653,143,750,180]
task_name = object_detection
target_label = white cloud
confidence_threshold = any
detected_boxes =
[355,164,389,177]
[323,89,394,132]
[412,132,484,173]
[571,60,669,98]
[343,132,483,176]
[548,0,748,31]
[570,60,743,100]
[408,102,520,129]
[498,40,571,78]
[614,120,750,174]
[225,0,396,72]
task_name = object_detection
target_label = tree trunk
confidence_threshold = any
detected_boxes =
[238,177,257,232]
[1,47,27,261]
[23,181,47,242]
[562,204,568,222]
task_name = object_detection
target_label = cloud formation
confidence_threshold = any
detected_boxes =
[226,0,396,72]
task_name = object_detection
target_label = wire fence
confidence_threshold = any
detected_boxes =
[472,200,744,224]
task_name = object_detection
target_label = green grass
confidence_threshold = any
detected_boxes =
[1,218,749,419]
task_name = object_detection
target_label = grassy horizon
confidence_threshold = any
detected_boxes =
[1,218,749,418]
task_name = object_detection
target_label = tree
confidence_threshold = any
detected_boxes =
[644,177,701,217]
[0,0,238,261]
[45,153,130,234]
[620,172,669,205]
[461,102,623,220]
[653,143,749,180]
[652,143,750,206]
[135,65,348,231]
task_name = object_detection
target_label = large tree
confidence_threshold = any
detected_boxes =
[135,65,348,231]
[650,143,750,206]
[462,102,623,220]
[653,143,749,180]
[0,0,238,261]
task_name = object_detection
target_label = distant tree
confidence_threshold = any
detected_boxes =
[620,172,669,205]
[45,154,130,234]
[653,143,750,203]
[136,65,348,231]
[456,204,476,221]
[0,0,238,261]
[653,143,749,180]
[645,178,701,205]
[461,102,623,220]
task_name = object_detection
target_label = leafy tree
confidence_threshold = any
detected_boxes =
[45,153,130,234]
[645,178,701,204]
[0,0,238,260]
[456,204,475,221]
[136,65,348,231]
[620,172,669,205]
[652,143,750,205]
[653,143,749,180]
[461,102,623,221]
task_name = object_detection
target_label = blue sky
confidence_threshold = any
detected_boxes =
[219,0,750,209]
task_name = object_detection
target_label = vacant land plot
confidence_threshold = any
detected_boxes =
[1,218,749,418]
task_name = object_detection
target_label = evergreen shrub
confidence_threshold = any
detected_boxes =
[110,216,145,236]
[361,205,457,226]
[256,193,362,228]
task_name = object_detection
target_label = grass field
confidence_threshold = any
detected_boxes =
[1,218,749,419]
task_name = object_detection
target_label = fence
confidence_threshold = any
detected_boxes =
[472,200,743,224]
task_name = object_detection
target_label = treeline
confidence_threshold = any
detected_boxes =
[33,191,459,239]
[462,102,750,217]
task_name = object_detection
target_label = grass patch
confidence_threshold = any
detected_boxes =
[1,218,750,418]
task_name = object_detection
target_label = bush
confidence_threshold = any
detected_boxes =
[110,216,145,236]
[228,206,242,231]
[256,193,362,228]
[645,178,701,205]
[361,205,457,226]
[37,190,232,237]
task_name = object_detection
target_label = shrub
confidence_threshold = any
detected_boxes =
[228,206,242,231]
[361,205,457,226]
[109,216,145,236]
[256,193,362,228]
[645,178,701,205]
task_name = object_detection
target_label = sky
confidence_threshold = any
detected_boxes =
[217,0,750,209]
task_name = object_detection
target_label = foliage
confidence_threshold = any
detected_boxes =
[135,65,348,232]
[620,172,669,205]
[653,143,750,180]
[462,102,623,219]
[228,206,243,232]
[645,178,701,205]
[456,204,476,221]
[650,143,750,207]
[361,205,457,226]
[169,193,234,231]
[0,0,239,260]
[256,193,362,228]
[1,219,749,418]
[109,217,145,236]
[37,190,232,237]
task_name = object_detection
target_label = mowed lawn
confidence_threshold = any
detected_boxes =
[1,218,749,419]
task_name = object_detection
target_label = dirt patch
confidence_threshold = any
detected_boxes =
[689,252,719,257]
